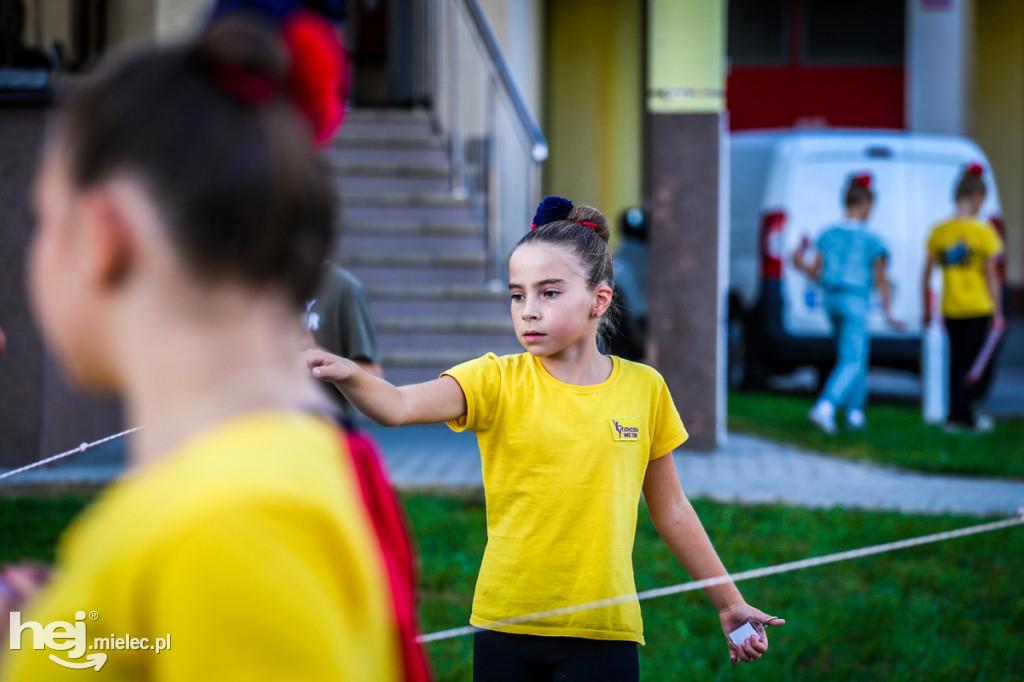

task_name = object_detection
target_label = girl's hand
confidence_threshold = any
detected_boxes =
[304,348,358,384]
[886,314,905,331]
[718,603,785,665]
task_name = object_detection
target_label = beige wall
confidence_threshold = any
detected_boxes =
[972,0,1024,286]
[544,0,643,242]
[21,0,73,54]
[478,0,544,116]
[22,0,211,59]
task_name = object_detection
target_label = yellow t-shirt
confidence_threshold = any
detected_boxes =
[927,217,1004,318]
[1,412,400,682]
[444,353,688,645]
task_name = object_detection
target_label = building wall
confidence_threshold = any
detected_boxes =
[906,0,974,135]
[22,0,210,59]
[479,0,543,114]
[543,0,643,238]
[972,0,1024,286]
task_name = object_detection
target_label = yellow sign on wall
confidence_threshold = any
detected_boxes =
[647,0,726,113]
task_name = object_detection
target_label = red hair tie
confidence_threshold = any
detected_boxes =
[966,162,984,177]
[577,221,598,229]
[283,10,348,145]
[213,62,277,106]
[853,173,872,190]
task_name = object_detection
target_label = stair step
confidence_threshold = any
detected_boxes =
[336,252,487,269]
[333,135,445,150]
[343,265,490,286]
[341,192,470,208]
[342,222,481,237]
[368,284,506,301]
[378,366,437,385]
[377,317,513,334]
[379,333,520,353]
[371,298,509,319]
[345,108,433,123]
[326,146,450,167]
[339,116,435,138]
[336,175,450,194]
[338,233,485,256]
[332,162,449,177]
[365,285,510,324]
[341,203,480,225]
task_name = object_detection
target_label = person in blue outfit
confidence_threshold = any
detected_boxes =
[793,173,902,433]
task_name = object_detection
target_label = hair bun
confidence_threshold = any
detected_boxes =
[853,173,872,190]
[205,0,348,144]
[199,13,289,80]
[532,196,574,229]
[567,205,611,244]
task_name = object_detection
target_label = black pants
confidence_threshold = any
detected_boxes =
[946,316,998,426]
[473,630,639,682]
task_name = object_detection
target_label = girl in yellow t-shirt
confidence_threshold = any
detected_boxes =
[308,197,785,680]
[922,163,1005,431]
[1,7,427,682]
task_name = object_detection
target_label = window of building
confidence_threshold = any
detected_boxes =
[803,0,905,64]
[727,0,788,65]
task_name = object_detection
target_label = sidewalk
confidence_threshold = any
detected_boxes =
[368,424,1024,517]
[3,423,1022,518]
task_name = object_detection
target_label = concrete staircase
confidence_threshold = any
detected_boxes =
[327,109,523,385]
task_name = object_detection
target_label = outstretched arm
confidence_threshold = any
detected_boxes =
[792,239,822,281]
[873,255,903,330]
[922,254,935,327]
[642,455,785,665]
[305,349,466,426]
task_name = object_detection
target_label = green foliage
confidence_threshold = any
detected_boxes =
[728,391,1024,478]
[4,493,1022,680]
[404,495,1024,682]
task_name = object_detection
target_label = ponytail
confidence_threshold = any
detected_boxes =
[844,172,873,208]
[955,162,987,202]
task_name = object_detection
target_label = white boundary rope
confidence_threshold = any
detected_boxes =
[4,428,1022,648]
[417,511,1024,643]
[0,427,141,483]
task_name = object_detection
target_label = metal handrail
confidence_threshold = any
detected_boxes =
[413,0,547,281]
[461,0,548,163]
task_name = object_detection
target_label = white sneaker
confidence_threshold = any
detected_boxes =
[847,409,866,430]
[973,413,995,433]
[809,401,837,435]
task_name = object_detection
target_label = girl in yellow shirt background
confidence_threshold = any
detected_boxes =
[308,196,784,680]
[922,163,1005,432]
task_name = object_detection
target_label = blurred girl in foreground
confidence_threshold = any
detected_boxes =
[0,3,427,680]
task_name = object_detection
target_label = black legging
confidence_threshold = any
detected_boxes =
[946,315,998,426]
[473,630,639,682]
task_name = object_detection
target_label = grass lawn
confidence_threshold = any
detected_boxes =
[728,390,1024,479]
[4,492,1022,680]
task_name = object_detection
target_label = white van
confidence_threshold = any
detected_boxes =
[728,129,1004,388]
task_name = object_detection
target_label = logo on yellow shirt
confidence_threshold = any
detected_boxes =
[609,417,642,442]
[940,240,974,267]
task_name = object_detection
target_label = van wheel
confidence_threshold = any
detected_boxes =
[728,305,768,391]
